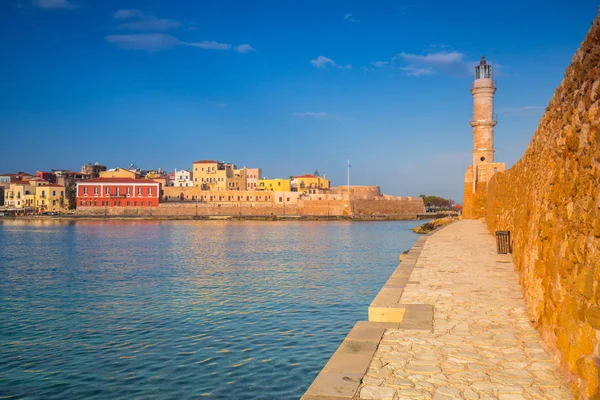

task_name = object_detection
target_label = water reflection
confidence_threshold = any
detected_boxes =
[0,220,420,399]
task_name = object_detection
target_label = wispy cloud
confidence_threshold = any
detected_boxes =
[400,65,435,76]
[371,61,389,67]
[113,9,180,31]
[32,0,78,9]
[184,40,231,50]
[343,13,359,22]
[293,112,336,119]
[310,55,351,69]
[498,106,544,116]
[105,33,254,54]
[235,44,255,53]
[105,34,181,52]
[397,50,470,76]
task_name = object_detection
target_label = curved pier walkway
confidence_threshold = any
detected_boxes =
[358,220,572,400]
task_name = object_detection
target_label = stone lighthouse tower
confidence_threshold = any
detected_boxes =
[462,56,505,219]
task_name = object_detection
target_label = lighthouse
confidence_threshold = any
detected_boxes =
[462,55,506,219]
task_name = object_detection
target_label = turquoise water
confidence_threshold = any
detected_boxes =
[0,220,420,399]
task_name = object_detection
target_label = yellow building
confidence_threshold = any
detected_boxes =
[292,174,331,194]
[99,168,140,179]
[257,178,292,192]
[192,160,235,191]
[3,182,38,211]
[35,184,66,213]
[227,167,248,191]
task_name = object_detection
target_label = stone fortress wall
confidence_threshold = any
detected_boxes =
[78,185,425,217]
[485,12,600,398]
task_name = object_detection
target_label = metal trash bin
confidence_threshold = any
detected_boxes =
[496,231,511,254]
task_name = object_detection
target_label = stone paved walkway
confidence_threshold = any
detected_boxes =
[358,220,573,400]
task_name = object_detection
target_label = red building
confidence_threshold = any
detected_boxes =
[77,178,160,207]
[36,171,57,184]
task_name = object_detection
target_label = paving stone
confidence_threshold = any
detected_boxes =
[396,389,431,399]
[360,385,396,400]
[463,388,480,399]
[386,378,414,388]
[354,221,574,400]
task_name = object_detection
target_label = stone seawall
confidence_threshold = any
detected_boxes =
[77,197,425,217]
[486,11,600,398]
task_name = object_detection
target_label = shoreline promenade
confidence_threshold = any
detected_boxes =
[358,220,572,400]
[303,220,574,400]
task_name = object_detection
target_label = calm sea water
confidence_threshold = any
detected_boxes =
[0,219,420,399]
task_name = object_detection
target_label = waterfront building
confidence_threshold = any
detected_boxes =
[171,169,193,187]
[35,184,66,213]
[77,178,160,207]
[257,178,292,192]
[4,181,36,211]
[0,174,15,186]
[54,170,90,187]
[81,162,107,178]
[227,168,248,191]
[99,168,140,179]
[36,171,57,183]
[192,160,235,191]
[292,174,331,194]
[463,56,506,219]
[166,172,175,187]
[235,167,262,190]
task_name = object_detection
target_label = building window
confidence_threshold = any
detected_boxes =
[279,197,282,202]
[116,187,120,196]
[134,201,137,206]
[106,187,110,195]
[149,187,152,195]
[138,187,142,196]
[93,187,97,195]
[80,200,84,206]
[84,187,88,195]
[141,201,145,206]
[127,187,131,195]
[52,191,56,196]
[127,201,130,206]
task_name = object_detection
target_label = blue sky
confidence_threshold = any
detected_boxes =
[0,0,597,202]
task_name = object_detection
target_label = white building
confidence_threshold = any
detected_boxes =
[171,169,193,187]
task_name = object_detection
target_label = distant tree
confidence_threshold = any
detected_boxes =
[66,184,77,210]
[419,194,455,211]
[314,170,320,177]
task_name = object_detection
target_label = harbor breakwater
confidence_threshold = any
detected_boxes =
[75,197,426,218]
[485,11,600,398]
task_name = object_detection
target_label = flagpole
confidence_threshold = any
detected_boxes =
[347,159,350,192]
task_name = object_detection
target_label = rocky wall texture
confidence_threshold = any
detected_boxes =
[76,197,424,217]
[463,181,487,220]
[486,11,600,399]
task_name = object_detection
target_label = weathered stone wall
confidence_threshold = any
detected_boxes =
[462,181,487,220]
[77,196,424,217]
[353,198,424,216]
[486,12,600,399]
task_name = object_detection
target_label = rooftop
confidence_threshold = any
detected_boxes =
[81,178,159,184]
[294,174,320,179]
